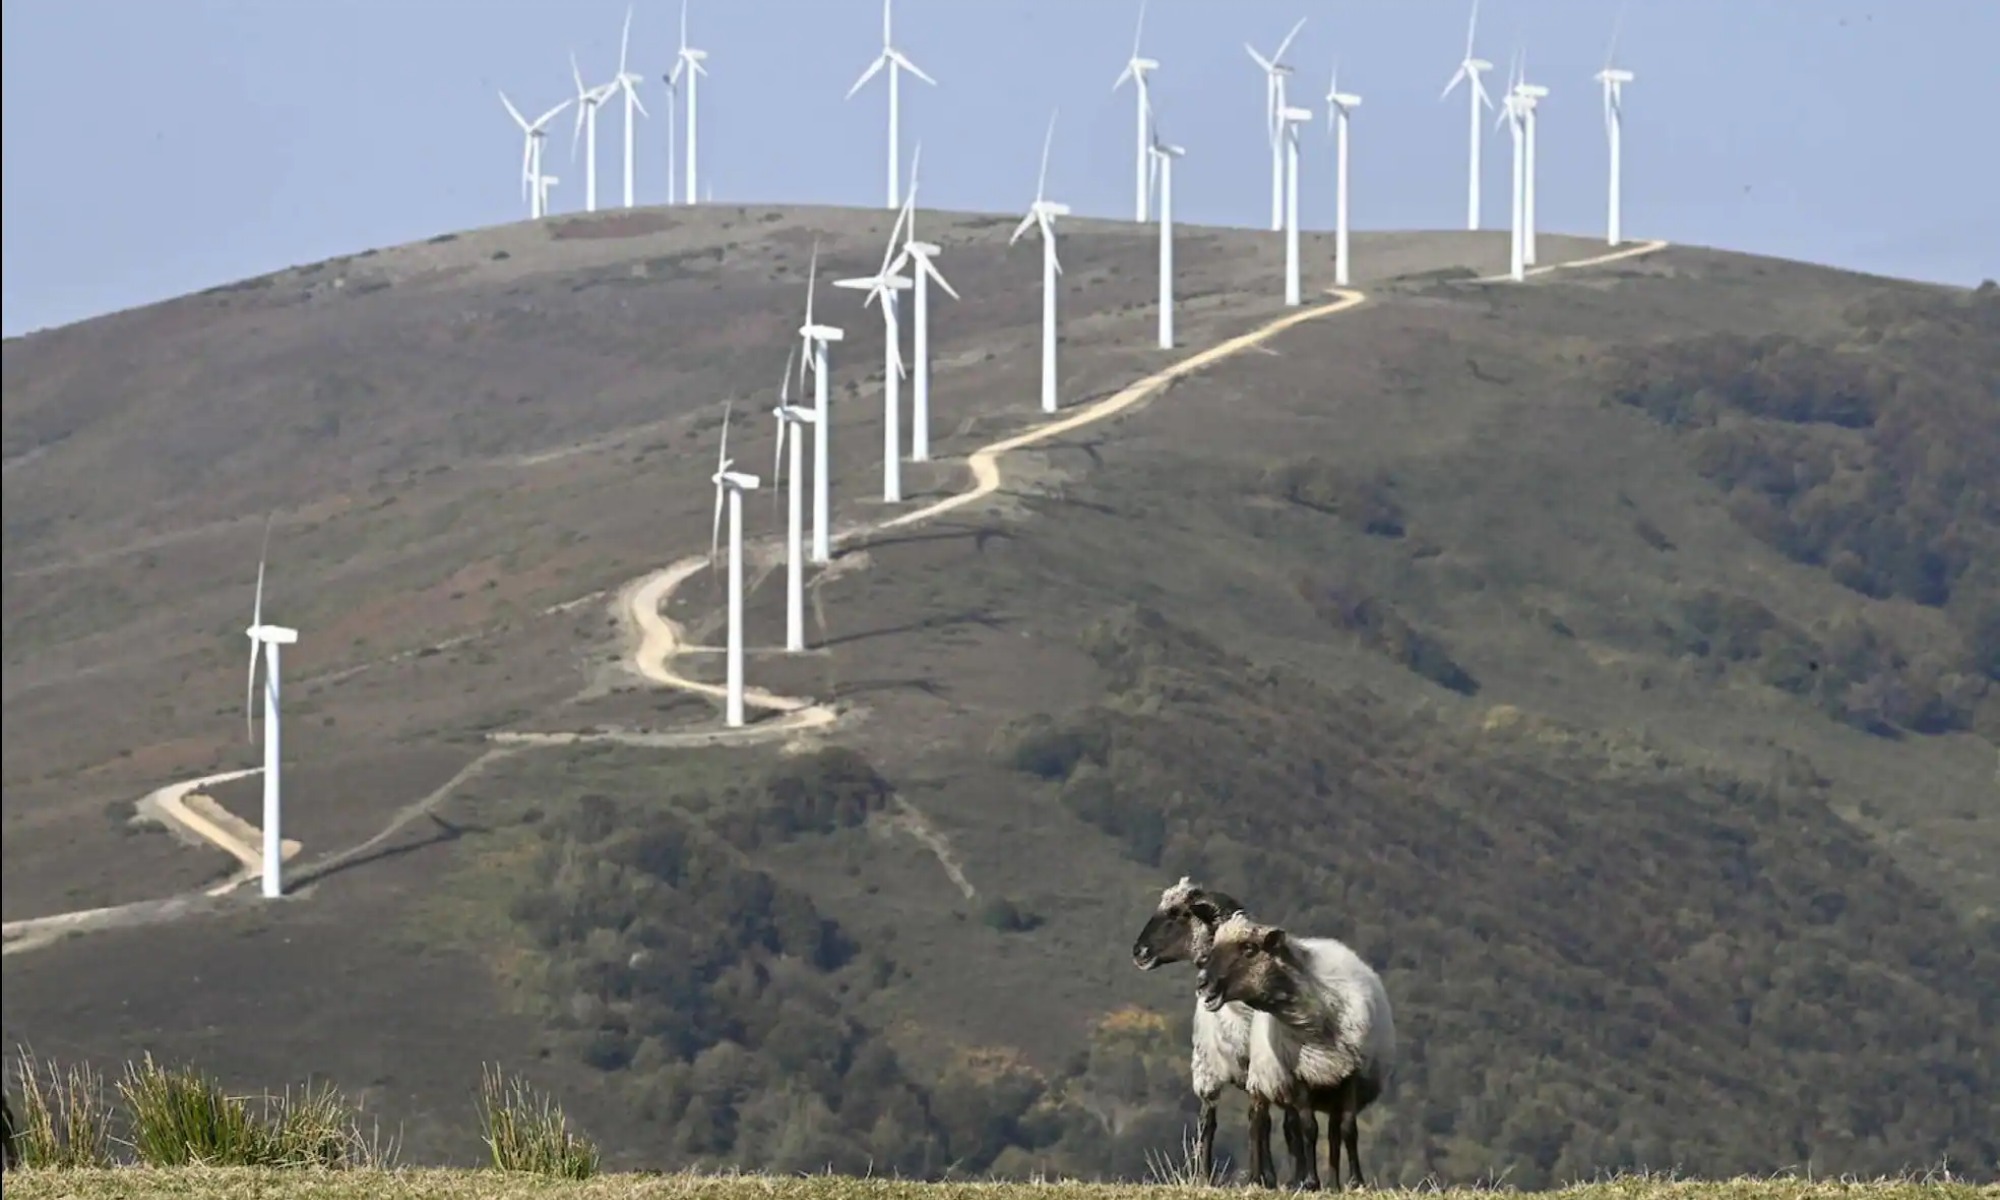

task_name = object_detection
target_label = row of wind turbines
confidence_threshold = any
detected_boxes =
[235,1,1645,899]
[495,0,1639,286]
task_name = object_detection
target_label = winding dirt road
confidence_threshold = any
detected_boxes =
[3,237,1669,956]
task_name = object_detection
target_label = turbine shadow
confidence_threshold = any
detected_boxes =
[852,525,1018,555]
[819,610,1009,650]
[831,676,951,702]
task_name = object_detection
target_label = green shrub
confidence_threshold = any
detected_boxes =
[476,1064,599,1178]
[118,1054,272,1167]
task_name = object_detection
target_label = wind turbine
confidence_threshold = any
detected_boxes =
[242,521,298,900]
[660,64,680,205]
[847,0,936,210]
[1279,105,1311,306]
[536,173,560,216]
[1148,125,1185,349]
[798,242,845,565]
[887,145,959,462]
[612,5,651,209]
[710,402,760,728]
[1113,0,1160,223]
[670,0,708,205]
[1514,62,1549,267]
[836,205,915,504]
[1440,0,1495,231]
[1595,23,1634,246]
[1010,110,1069,415]
[1325,66,1361,287]
[771,350,816,653]
[1496,63,1529,281]
[1246,17,1307,232]
[499,92,572,220]
[570,53,616,213]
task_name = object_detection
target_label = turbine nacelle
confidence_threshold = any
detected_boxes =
[248,624,299,646]
[713,470,761,491]
[1515,83,1550,99]
[1279,105,1313,126]
[1330,92,1363,110]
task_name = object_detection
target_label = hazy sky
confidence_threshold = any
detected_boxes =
[4,0,1996,336]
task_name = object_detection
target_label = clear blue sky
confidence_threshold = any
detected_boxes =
[4,0,1996,337]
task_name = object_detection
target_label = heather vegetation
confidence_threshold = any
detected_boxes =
[1603,284,2000,735]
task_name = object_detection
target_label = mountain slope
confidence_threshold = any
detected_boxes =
[3,207,1995,1186]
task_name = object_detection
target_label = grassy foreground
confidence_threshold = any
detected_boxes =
[0,1173,1986,1200]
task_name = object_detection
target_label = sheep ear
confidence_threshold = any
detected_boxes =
[1261,927,1288,955]
[1187,895,1220,922]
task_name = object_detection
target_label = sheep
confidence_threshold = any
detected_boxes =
[1130,877,1306,1188]
[1195,911,1396,1191]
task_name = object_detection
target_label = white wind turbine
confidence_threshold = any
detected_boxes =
[670,0,708,205]
[1325,66,1362,288]
[499,92,572,220]
[836,205,916,504]
[771,349,817,653]
[1247,17,1307,233]
[1279,104,1311,306]
[1112,0,1160,224]
[612,5,651,209]
[1513,60,1549,266]
[242,521,299,900]
[570,53,617,213]
[1010,110,1070,415]
[798,242,845,565]
[1496,60,1529,281]
[1440,0,1495,232]
[709,402,761,728]
[886,145,959,462]
[847,0,936,210]
[1148,118,1186,349]
[1595,24,1634,246]
[536,172,561,216]
[660,63,680,205]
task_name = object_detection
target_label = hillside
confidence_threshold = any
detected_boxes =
[3,204,1996,1188]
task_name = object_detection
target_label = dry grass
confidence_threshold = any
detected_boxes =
[11,1044,115,1168]
[0,1170,1984,1199]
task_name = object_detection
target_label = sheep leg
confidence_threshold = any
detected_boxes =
[1344,1075,1379,1189]
[1292,1105,1322,1190]
[1281,1105,1310,1189]
[1323,1098,1344,1192]
[1195,1096,1219,1184]
[1247,1096,1275,1188]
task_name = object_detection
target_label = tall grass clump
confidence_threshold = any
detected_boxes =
[477,1063,599,1179]
[265,1079,399,1168]
[10,1045,114,1168]
[118,1053,275,1166]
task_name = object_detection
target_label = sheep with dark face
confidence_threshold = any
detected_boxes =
[1196,912,1395,1191]
[1131,877,1306,1188]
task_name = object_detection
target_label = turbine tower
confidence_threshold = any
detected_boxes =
[1010,110,1070,415]
[709,403,760,728]
[798,242,845,564]
[499,92,572,220]
[847,0,936,210]
[1247,17,1307,233]
[1440,0,1494,231]
[536,173,560,216]
[888,147,960,463]
[612,6,650,209]
[1497,80,1529,281]
[1112,0,1160,223]
[670,0,708,205]
[571,52,617,213]
[1595,37,1634,246]
[771,350,817,653]
[1515,70,1549,266]
[1279,105,1311,306]
[836,205,915,504]
[1325,67,1362,288]
[660,64,680,205]
[1148,127,1185,349]
[242,523,298,899]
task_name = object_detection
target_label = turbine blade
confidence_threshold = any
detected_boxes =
[1009,211,1038,245]
[1466,0,1481,57]
[718,398,732,476]
[927,257,960,300]
[882,0,892,46]
[680,0,689,51]
[499,90,530,130]
[1132,0,1148,59]
[712,481,724,565]
[892,50,938,86]
[804,238,820,328]
[1441,65,1466,101]
[781,345,796,404]
[1035,109,1058,202]
[1273,16,1306,63]
[620,4,634,75]
[629,82,651,118]
[773,409,786,495]
[1114,63,1134,93]
[847,56,887,99]
[246,639,262,742]
[1246,44,1274,72]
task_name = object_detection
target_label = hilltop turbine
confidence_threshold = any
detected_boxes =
[1514,67,1549,266]
[847,0,936,210]
[771,350,817,653]
[709,402,760,728]
[836,205,916,504]
[571,52,617,213]
[887,145,959,462]
[1112,0,1160,223]
[1148,126,1185,349]
[659,63,680,204]
[1440,0,1495,231]
[1325,67,1362,287]
[612,6,651,208]
[499,92,572,220]
[1279,104,1311,306]
[242,521,299,900]
[669,0,708,205]
[1497,75,1529,281]
[1247,17,1307,232]
[1595,28,1634,247]
[798,242,845,564]
[1009,110,1070,415]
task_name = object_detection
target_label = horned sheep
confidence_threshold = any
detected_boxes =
[1196,911,1396,1191]
[1130,877,1305,1187]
